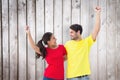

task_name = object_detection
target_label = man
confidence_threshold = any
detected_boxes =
[65,6,101,80]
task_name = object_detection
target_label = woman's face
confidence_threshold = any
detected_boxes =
[47,34,57,46]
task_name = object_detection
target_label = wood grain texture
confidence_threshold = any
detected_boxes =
[106,0,116,80]
[116,0,120,80]
[0,0,2,80]
[45,0,53,32]
[9,0,18,79]
[2,0,9,80]
[71,0,81,24]
[54,0,63,44]
[18,0,27,79]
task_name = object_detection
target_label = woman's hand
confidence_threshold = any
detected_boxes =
[25,25,30,34]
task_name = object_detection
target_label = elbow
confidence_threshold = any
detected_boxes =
[92,32,99,41]
[33,46,41,54]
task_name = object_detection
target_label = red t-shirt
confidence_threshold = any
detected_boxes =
[44,45,67,79]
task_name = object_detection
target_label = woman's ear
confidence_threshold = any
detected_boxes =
[47,41,50,45]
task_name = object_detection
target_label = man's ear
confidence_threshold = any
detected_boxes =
[77,30,80,35]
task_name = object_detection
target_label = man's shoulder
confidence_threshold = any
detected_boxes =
[64,40,71,47]
[65,40,73,44]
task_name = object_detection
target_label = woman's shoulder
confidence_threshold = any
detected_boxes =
[58,44,64,47]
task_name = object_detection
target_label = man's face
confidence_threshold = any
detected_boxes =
[69,29,80,40]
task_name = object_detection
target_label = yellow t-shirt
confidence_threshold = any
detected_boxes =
[65,35,95,78]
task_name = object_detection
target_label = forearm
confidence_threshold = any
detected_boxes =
[27,32,40,54]
[27,32,35,48]
[92,12,101,40]
[64,55,67,61]
[95,12,100,31]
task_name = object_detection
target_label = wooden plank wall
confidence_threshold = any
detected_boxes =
[0,0,120,80]
[2,0,9,80]
[0,0,2,80]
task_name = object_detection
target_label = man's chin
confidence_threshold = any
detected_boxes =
[71,38,74,40]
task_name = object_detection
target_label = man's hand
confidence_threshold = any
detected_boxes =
[95,6,101,13]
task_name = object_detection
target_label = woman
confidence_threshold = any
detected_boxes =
[25,26,67,80]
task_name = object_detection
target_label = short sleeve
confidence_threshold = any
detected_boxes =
[85,35,95,47]
[62,45,67,56]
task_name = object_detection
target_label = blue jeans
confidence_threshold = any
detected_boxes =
[67,75,89,80]
[43,77,54,80]
[43,77,64,80]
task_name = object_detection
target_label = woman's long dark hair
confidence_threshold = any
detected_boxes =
[36,32,53,59]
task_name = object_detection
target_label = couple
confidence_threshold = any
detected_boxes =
[25,7,101,80]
